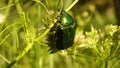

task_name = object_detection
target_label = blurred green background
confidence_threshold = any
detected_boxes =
[0,0,120,68]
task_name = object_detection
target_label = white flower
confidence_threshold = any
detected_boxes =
[0,13,5,24]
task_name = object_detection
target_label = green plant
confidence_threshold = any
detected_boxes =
[0,0,120,68]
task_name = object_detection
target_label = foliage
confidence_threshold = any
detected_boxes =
[0,0,120,68]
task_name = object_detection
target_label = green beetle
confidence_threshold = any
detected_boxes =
[48,11,76,52]
[55,11,76,49]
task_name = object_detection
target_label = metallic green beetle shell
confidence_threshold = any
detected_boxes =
[61,11,74,26]
[48,11,76,53]
[55,11,76,50]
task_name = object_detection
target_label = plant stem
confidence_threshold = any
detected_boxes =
[7,0,29,67]
[7,42,33,68]
[14,0,24,15]
[101,58,108,68]
[3,0,13,23]
[7,0,54,67]
[65,0,79,12]
[0,54,10,64]
[104,59,108,68]
[35,22,54,41]
[7,22,54,67]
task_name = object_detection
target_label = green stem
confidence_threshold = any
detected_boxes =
[14,0,24,15]
[101,58,108,68]
[65,0,79,12]
[0,54,10,64]
[35,22,54,41]
[7,42,33,68]
[7,0,54,67]
[7,0,28,67]
[104,59,108,68]
[33,0,49,13]
[4,0,13,22]
[7,22,54,68]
